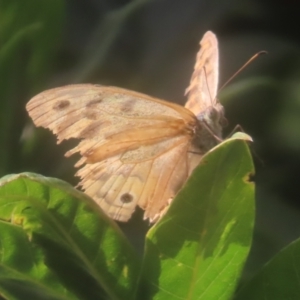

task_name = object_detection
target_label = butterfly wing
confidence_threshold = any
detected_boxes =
[184,31,219,116]
[78,135,196,221]
[26,84,199,221]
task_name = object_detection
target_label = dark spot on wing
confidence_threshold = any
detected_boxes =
[86,98,102,107]
[83,110,99,120]
[78,120,109,138]
[120,99,136,112]
[120,193,133,204]
[53,100,70,110]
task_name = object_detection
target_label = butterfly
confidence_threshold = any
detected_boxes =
[26,31,226,222]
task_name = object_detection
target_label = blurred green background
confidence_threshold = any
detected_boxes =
[1,0,300,282]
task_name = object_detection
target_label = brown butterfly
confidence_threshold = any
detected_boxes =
[26,31,226,222]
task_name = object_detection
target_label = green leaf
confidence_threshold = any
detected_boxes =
[235,237,300,300]
[0,222,77,300]
[139,137,255,300]
[0,173,140,300]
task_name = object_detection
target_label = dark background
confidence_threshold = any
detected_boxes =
[1,0,300,283]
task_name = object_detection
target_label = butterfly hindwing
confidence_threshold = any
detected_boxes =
[77,136,193,221]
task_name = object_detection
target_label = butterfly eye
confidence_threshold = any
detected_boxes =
[208,105,226,126]
[208,107,219,122]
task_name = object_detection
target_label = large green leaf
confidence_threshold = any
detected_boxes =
[0,173,140,300]
[139,137,255,300]
[235,237,300,300]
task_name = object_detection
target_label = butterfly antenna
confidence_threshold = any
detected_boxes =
[219,51,267,92]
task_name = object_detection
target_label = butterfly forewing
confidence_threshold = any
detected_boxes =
[185,31,219,116]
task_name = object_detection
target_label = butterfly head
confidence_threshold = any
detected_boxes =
[198,102,226,138]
